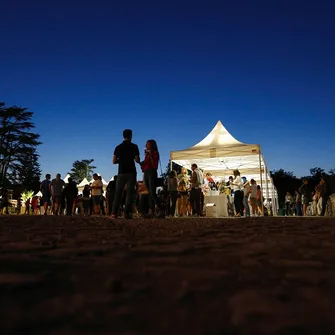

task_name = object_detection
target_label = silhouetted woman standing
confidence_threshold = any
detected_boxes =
[141,139,164,218]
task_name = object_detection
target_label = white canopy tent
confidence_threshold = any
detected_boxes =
[78,178,89,187]
[76,178,89,194]
[170,120,278,215]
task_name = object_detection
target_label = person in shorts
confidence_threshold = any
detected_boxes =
[63,178,78,215]
[299,179,311,216]
[90,173,103,215]
[50,173,65,215]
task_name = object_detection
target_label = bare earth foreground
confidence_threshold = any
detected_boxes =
[1,216,335,334]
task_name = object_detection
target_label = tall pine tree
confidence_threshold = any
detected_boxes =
[12,147,41,191]
[0,102,41,188]
[69,159,96,183]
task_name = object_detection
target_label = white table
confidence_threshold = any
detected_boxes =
[204,195,228,217]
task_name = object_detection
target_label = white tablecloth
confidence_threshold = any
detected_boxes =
[204,195,228,217]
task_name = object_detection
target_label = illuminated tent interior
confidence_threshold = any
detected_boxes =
[170,120,278,214]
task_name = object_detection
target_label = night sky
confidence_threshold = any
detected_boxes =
[1,0,334,181]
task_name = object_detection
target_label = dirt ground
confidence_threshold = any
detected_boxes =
[1,215,335,334]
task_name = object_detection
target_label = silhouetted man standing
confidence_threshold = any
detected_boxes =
[110,129,140,219]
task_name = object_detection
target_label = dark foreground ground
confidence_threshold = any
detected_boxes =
[1,216,335,334]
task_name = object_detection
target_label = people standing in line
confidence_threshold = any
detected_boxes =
[31,196,38,215]
[285,191,293,216]
[242,176,250,217]
[177,167,189,216]
[141,139,165,218]
[90,173,103,215]
[106,176,117,215]
[168,170,178,217]
[311,190,318,216]
[299,179,311,216]
[230,169,243,217]
[50,173,65,215]
[137,181,149,216]
[295,190,302,216]
[75,195,84,215]
[189,163,204,216]
[25,197,31,215]
[82,184,91,216]
[59,187,66,215]
[319,176,330,216]
[36,196,41,215]
[110,129,140,219]
[63,177,78,216]
[40,174,51,215]
[98,176,106,215]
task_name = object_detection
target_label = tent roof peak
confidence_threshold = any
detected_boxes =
[192,120,246,148]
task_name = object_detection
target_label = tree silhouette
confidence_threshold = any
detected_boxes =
[69,159,96,183]
[0,102,41,188]
[270,169,301,207]
[10,147,41,192]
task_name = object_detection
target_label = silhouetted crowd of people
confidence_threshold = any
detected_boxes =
[285,177,331,216]
[1,128,334,218]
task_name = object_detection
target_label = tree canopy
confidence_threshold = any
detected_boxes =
[69,159,96,183]
[0,102,41,190]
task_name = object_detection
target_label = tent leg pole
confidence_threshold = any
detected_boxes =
[273,182,277,216]
[259,153,263,191]
[265,165,269,200]
[271,178,275,216]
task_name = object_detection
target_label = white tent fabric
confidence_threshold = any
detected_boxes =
[78,178,89,187]
[170,120,278,215]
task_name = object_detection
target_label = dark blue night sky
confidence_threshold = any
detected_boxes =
[1,0,334,180]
